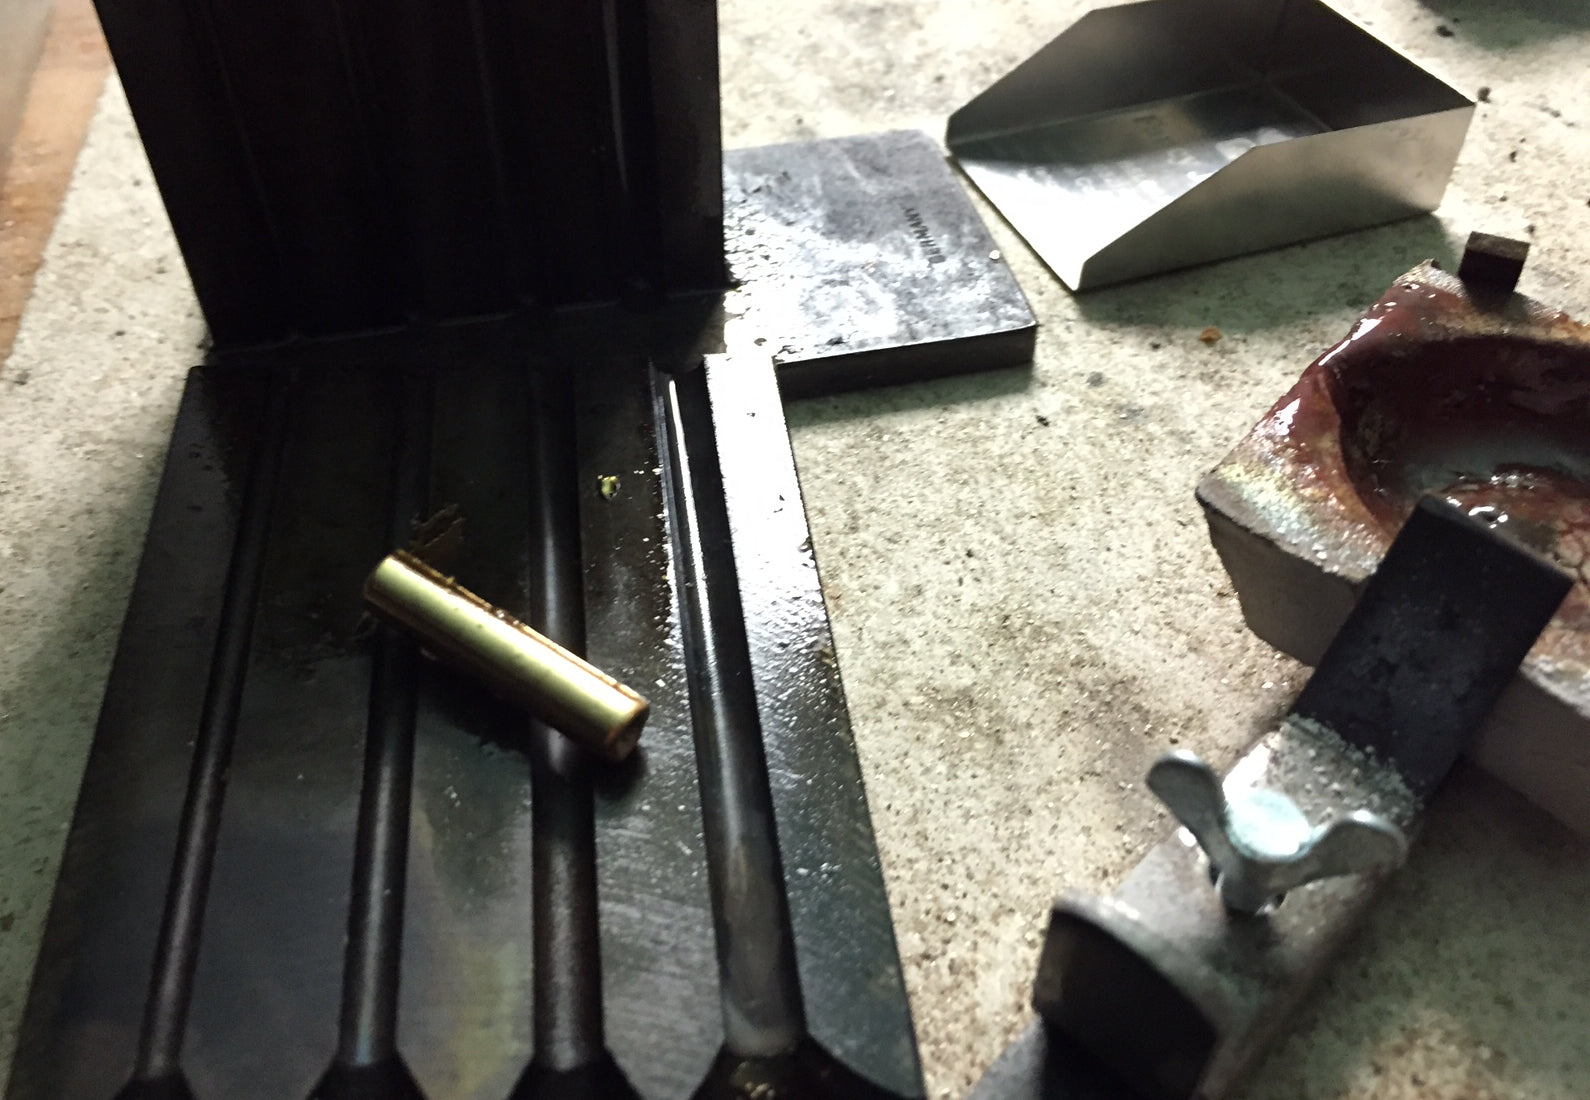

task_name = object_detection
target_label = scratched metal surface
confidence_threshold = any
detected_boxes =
[945,0,1473,289]
[724,130,1034,398]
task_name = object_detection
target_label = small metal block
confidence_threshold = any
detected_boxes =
[1457,231,1530,294]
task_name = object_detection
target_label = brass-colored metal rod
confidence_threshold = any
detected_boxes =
[362,550,648,762]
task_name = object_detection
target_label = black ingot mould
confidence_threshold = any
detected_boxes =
[7,0,1036,1098]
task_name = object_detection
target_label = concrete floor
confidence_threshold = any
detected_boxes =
[4,1,1590,1097]
[0,0,110,363]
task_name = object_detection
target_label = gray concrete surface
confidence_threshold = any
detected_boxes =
[3,1,1590,1097]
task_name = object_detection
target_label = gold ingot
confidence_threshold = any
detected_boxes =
[363,550,648,762]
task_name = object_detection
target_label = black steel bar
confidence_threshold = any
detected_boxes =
[340,0,511,320]
[121,374,294,1091]
[336,628,421,1070]
[525,367,606,1075]
[661,368,805,1061]
[96,0,727,341]
[1291,495,1572,795]
[493,0,627,306]
[8,369,276,1100]
[604,0,663,290]
[636,0,725,291]
[462,0,520,306]
[197,0,404,334]
[179,366,397,1099]
[575,357,725,1098]
[526,732,604,1076]
[91,0,288,344]
[396,344,538,1100]
[701,355,922,1096]
[316,372,432,1096]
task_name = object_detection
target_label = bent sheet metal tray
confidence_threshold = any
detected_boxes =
[947,0,1473,290]
[6,320,921,1100]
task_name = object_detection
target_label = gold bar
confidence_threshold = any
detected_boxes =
[362,550,648,762]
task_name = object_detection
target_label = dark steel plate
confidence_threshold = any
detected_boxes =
[725,130,1036,399]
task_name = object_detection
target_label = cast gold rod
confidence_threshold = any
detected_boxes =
[362,550,649,762]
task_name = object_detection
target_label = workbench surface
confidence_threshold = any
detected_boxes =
[3,2,1589,1097]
